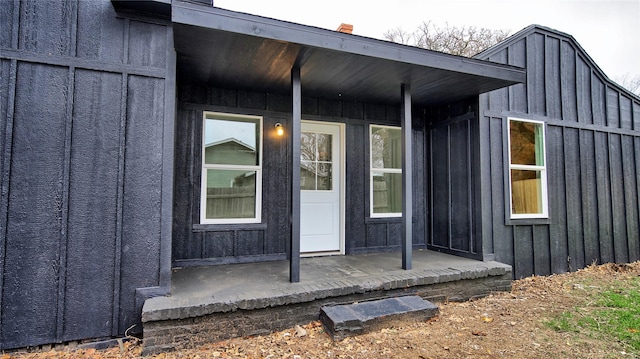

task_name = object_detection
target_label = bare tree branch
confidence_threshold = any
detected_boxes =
[386,21,510,57]
[614,73,640,96]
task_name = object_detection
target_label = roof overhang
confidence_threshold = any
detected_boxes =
[172,1,526,107]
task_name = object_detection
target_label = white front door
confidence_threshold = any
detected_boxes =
[300,121,344,254]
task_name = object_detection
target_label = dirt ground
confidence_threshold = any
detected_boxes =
[5,261,640,359]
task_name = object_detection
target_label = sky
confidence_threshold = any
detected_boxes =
[214,0,639,82]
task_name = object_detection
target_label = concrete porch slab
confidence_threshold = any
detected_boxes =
[141,250,511,354]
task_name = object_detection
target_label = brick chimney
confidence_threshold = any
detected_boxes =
[336,23,353,34]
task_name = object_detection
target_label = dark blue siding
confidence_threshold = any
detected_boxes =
[0,0,174,349]
[478,26,640,277]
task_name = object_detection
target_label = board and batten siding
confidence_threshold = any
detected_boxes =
[172,85,427,265]
[426,100,483,260]
[477,27,640,278]
[0,0,174,349]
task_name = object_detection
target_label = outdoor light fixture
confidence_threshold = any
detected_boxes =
[275,122,284,136]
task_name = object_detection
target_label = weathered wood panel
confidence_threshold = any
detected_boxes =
[560,41,578,122]
[545,37,561,119]
[1,0,175,348]
[579,130,599,264]
[346,122,366,251]
[63,69,121,340]
[76,0,124,62]
[606,87,620,128]
[591,77,606,126]
[594,131,614,263]
[608,134,628,263]
[527,33,545,116]
[119,75,165,332]
[622,135,639,262]
[488,117,513,267]
[509,40,527,113]
[449,120,471,252]
[2,63,68,347]
[533,224,551,276]
[430,126,449,249]
[18,0,73,56]
[546,125,569,273]
[576,56,593,124]
[426,103,481,258]
[513,225,533,278]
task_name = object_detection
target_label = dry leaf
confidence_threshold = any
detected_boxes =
[294,325,307,337]
[472,331,488,336]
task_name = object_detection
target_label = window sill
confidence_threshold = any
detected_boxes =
[193,223,268,232]
[505,217,551,226]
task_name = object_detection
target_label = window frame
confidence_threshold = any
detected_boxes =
[369,124,402,218]
[200,111,263,224]
[507,117,548,219]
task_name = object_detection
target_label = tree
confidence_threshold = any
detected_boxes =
[614,73,640,97]
[384,21,510,57]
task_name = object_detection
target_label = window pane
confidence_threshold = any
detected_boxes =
[317,134,332,161]
[204,116,259,165]
[510,120,544,166]
[372,172,402,214]
[511,170,543,214]
[371,127,402,169]
[301,132,316,161]
[205,169,256,219]
[317,163,332,190]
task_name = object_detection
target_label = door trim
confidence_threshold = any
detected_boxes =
[300,120,345,257]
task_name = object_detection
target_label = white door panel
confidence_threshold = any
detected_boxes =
[300,121,343,254]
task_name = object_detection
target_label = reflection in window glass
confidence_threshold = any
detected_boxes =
[201,112,262,223]
[510,170,543,214]
[204,117,260,165]
[205,169,256,219]
[372,172,402,214]
[300,132,333,191]
[508,118,547,218]
[370,125,402,217]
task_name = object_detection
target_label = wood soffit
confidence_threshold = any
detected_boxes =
[172,1,526,106]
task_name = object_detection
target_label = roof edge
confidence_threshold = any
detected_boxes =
[476,24,640,102]
[172,0,525,84]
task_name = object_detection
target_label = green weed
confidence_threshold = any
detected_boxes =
[545,277,640,354]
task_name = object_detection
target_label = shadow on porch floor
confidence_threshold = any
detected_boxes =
[141,250,511,354]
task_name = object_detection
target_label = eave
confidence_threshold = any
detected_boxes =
[172,1,526,107]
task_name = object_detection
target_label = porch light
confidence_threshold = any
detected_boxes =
[275,122,284,136]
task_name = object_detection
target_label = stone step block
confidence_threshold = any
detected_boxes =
[320,295,438,340]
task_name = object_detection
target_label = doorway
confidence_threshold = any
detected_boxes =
[300,121,345,255]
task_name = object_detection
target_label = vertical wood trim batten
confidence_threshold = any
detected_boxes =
[401,84,412,269]
[289,66,301,282]
[11,0,19,49]
[112,18,130,335]
[466,119,474,254]
[0,59,18,342]
[55,66,76,341]
[447,125,452,250]
[428,130,434,246]
[55,1,79,338]
[606,132,617,262]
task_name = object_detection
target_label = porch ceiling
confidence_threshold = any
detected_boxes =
[172,1,526,107]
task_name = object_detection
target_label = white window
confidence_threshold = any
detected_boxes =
[200,112,262,224]
[370,125,402,217]
[507,117,548,219]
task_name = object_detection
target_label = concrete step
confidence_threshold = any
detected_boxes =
[320,295,439,340]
